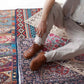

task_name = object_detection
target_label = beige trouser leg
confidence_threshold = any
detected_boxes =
[45,39,84,62]
[34,2,64,45]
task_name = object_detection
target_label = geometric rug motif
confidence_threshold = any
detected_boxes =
[0,71,12,84]
[17,34,84,84]
[0,73,9,83]
[0,56,13,71]
[16,9,26,39]
[0,10,18,84]
[60,58,84,76]
[23,9,42,38]
[15,9,42,39]
[0,33,15,44]
[0,43,16,57]
[0,25,15,34]
[0,55,18,84]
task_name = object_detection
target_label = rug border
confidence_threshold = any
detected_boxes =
[15,9,19,84]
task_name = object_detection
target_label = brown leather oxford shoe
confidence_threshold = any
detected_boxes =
[30,52,46,71]
[23,44,44,59]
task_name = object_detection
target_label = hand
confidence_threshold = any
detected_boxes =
[36,21,47,37]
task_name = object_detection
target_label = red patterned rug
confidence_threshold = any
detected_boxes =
[0,10,18,84]
[16,9,41,39]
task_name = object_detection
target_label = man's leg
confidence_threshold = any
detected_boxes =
[23,2,64,59]
[34,2,64,45]
[45,39,84,62]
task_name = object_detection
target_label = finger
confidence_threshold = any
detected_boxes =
[36,30,40,37]
[36,28,39,34]
[39,31,41,37]
[36,28,38,33]
[40,31,43,38]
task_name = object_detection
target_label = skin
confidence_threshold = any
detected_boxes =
[36,0,55,37]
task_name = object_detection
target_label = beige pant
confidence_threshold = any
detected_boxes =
[34,2,84,62]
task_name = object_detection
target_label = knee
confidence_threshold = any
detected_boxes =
[52,2,62,12]
[47,2,63,28]
[52,2,64,28]
[48,2,62,15]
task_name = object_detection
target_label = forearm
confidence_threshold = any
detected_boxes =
[41,0,55,22]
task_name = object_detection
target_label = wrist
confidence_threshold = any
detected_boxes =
[40,19,46,23]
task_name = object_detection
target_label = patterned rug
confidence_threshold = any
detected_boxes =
[0,8,84,84]
[17,34,84,84]
[0,10,18,83]
[16,9,84,84]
